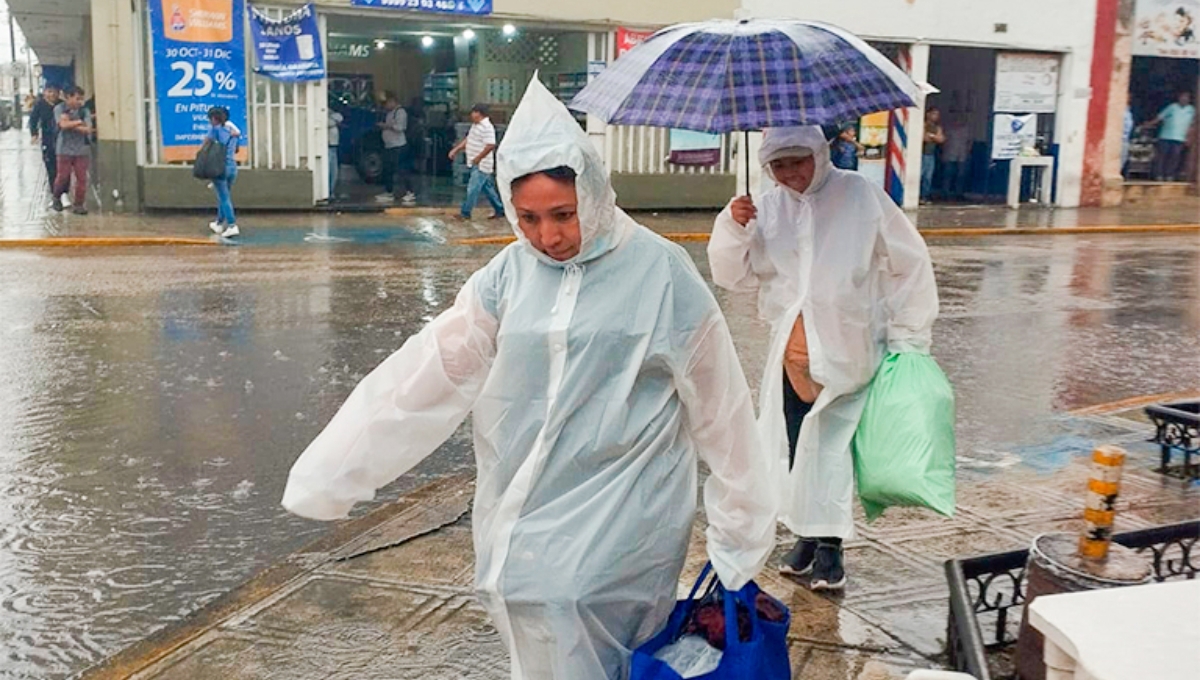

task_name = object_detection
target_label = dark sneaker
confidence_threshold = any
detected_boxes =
[779,537,818,576]
[52,197,64,212]
[72,206,88,216]
[810,541,847,592]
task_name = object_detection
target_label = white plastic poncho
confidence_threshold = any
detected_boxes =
[282,78,775,679]
[707,126,938,539]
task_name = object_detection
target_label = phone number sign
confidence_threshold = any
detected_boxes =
[350,0,493,15]
[149,0,248,162]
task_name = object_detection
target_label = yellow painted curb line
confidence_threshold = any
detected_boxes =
[1068,390,1200,416]
[454,223,1200,246]
[0,237,219,248]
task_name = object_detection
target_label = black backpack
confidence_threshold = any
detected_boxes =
[193,138,227,180]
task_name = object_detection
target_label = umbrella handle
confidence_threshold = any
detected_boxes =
[745,130,751,197]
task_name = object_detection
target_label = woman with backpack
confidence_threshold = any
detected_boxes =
[203,107,241,239]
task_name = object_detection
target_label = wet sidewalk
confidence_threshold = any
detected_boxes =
[78,398,1197,680]
[2,129,1198,246]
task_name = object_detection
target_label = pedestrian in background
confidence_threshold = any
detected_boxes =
[52,86,94,215]
[328,108,344,200]
[921,107,945,203]
[830,125,863,171]
[377,93,416,206]
[1143,91,1196,181]
[941,119,971,199]
[29,85,61,202]
[205,107,241,239]
[449,103,505,221]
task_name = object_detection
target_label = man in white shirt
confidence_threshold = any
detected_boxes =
[328,109,344,200]
[449,104,505,220]
[377,93,416,205]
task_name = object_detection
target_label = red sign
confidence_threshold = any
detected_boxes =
[616,27,656,57]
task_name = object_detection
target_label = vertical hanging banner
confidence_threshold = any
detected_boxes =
[250,4,325,81]
[148,0,248,162]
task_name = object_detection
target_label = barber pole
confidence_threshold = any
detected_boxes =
[884,46,912,206]
[1079,445,1126,561]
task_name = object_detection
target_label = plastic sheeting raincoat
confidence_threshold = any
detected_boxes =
[708,126,938,540]
[282,78,776,679]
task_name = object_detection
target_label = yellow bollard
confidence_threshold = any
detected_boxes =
[1079,445,1126,561]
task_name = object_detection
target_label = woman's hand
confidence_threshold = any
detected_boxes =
[730,196,757,227]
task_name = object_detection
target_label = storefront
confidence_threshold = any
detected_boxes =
[1125,0,1199,185]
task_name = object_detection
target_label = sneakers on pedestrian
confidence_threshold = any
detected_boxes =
[401,192,417,206]
[810,541,847,592]
[374,193,395,203]
[220,225,240,238]
[488,213,505,221]
[72,206,88,216]
[52,197,64,212]
[209,221,224,235]
[779,537,818,577]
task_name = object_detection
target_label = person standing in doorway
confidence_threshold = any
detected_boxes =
[921,107,945,203]
[205,107,241,239]
[449,103,505,221]
[328,108,344,201]
[377,93,416,206]
[29,85,61,201]
[1143,91,1196,181]
[52,86,94,215]
[941,119,971,200]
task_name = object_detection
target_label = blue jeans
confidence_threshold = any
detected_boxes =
[461,166,504,218]
[329,146,339,196]
[213,169,237,225]
[921,153,937,199]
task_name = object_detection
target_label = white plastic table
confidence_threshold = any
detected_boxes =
[1007,155,1054,208]
[1028,579,1200,680]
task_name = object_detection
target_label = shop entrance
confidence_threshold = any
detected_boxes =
[324,13,595,209]
[1126,56,1198,183]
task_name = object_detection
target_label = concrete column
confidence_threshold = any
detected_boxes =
[90,0,142,212]
[1053,49,1092,208]
[903,42,930,210]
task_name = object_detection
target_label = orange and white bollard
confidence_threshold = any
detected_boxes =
[1079,445,1127,561]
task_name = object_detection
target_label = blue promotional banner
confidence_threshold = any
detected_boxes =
[349,0,493,15]
[250,4,325,82]
[148,0,248,162]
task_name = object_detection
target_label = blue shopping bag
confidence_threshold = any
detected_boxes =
[630,563,791,680]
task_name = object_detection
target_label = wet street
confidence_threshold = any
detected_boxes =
[0,129,1198,678]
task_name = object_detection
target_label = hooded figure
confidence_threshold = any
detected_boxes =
[282,78,775,679]
[708,126,938,590]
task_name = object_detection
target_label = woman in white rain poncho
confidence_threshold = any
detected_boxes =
[708,126,938,591]
[282,78,775,679]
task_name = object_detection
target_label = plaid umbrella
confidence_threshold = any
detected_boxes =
[570,19,920,191]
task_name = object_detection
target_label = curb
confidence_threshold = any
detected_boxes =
[451,223,1200,246]
[0,237,219,248]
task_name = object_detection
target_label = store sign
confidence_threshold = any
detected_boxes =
[617,27,656,57]
[992,113,1038,160]
[994,53,1059,114]
[668,129,721,166]
[1134,0,1200,59]
[348,0,492,15]
[250,4,325,81]
[329,40,373,59]
[148,0,248,162]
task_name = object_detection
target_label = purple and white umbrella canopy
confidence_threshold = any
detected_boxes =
[570,19,920,133]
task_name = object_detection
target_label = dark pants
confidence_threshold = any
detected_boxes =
[383,145,413,196]
[41,144,57,194]
[1153,140,1186,181]
[784,373,814,471]
[54,155,90,208]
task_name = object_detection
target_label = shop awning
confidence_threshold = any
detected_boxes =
[9,0,88,67]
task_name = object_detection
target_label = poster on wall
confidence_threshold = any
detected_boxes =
[668,129,721,166]
[250,4,325,82]
[348,0,492,15]
[1134,0,1200,58]
[991,113,1038,160]
[617,28,657,57]
[994,53,1060,114]
[148,0,248,162]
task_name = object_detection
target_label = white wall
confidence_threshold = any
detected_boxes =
[743,0,1099,207]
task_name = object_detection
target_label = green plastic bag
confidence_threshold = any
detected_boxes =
[852,353,956,521]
